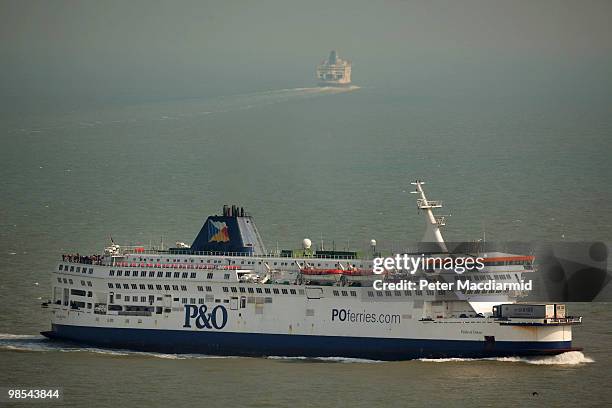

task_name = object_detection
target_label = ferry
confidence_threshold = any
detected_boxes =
[316,50,352,87]
[41,181,581,360]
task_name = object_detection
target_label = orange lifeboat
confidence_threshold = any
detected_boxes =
[300,268,344,282]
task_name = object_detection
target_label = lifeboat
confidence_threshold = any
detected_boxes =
[300,268,343,283]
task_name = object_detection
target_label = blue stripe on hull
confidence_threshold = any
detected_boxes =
[45,324,574,361]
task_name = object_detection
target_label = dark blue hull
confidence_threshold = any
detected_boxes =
[42,324,578,361]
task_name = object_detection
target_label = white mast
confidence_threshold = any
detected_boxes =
[411,180,448,253]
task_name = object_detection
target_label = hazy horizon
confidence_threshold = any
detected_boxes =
[1,0,611,115]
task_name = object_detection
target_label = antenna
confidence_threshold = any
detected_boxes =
[411,180,448,252]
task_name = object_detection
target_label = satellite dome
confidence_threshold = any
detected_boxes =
[370,239,377,247]
[302,238,312,249]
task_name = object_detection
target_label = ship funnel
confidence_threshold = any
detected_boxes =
[329,50,337,64]
[190,206,267,255]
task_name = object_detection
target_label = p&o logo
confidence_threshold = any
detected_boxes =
[183,304,228,330]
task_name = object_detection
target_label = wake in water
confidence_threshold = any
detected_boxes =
[418,351,594,365]
[266,355,381,364]
[0,333,228,360]
[8,86,361,134]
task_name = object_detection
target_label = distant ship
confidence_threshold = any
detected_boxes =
[316,50,352,87]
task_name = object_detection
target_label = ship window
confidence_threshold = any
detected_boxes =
[282,289,288,294]
[265,297,272,303]
[190,298,196,304]
[224,274,230,280]
[57,277,62,283]
[132,296,138,302]
[68,279,73,284]
[174,272,180,278]
[76,267,81,273]
[80,280,85,286]
[190,273,196,278]
[223,287,229,293]
[206,286,212,292]
[333,290,339,296]
[59,265,63,271]
[151,272,156,277]
[265,288,271,294]
[117,270,123,276]
[256,288,262,294]
[62,278,67,283]
[164,285,170,290]
[182,272,188,278]
[248,288,254,293]
[181,298,187,304]
[125,271,130,277]
[231,287,237,293]
[239,287,246,293]
[166,272,172,278]
[198,298,204,303]
[148,284,154,290]
[350,291,357,297]
[181,285,187,291]
[376,292,383,297]
[172,285,178,290]
[116,294,121,299]
[394,291,401,297]
[273,289,279,294]
[107,283,113,288]
[139,284,145,290]
[87,281,92,287]
[109,270,115,276]
[207,273,213,279]
[156,285,162,290]
[88,268,93,274]
[141,271,146,277]
[299,289,305,295]
[197,286,204,292]
[290,289,296,295]
[341,291,348,296]
[122,284,128,289]
[131,284,137,289]
[404,290,411,296]
[115,283,120,288]
[70,266,74,272]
